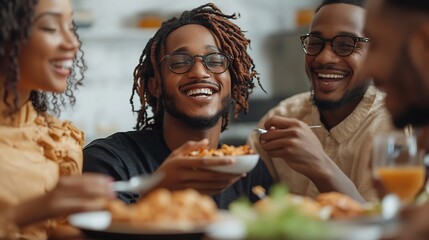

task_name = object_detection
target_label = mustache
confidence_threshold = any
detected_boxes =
[311,65,348,72]
[179,79,220,89]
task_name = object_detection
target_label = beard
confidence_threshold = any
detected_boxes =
[162,90,231,131]
[386,46,429,128]
[312,81,370,111]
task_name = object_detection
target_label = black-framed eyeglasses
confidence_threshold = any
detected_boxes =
[300,34,370,57]
[160,52,233,74]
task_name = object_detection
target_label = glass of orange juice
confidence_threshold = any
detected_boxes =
[372,131,425,204]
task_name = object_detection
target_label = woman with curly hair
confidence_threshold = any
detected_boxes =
[0,0,114,238]
[84,3,272,209]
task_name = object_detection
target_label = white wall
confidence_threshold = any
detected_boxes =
[64,0,319,142]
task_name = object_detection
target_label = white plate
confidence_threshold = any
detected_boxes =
[68,210,235,239]
[327,215,399,240]
[202,154,259,174]
[69,210,111,230]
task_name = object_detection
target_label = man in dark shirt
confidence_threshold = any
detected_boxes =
[83,3,272,209]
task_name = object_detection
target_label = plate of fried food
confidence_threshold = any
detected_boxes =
[69,188,225,240]
[219,185,395,240]
[187,144,259,174]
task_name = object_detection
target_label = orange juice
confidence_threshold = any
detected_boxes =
[377,166,425,202]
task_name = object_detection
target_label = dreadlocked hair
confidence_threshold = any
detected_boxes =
[131,3,263,132]
[0,0,86,117]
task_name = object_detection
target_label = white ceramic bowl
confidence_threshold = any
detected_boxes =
[203,154,259,174]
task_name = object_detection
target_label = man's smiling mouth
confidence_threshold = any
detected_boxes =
[318,73,345,79]
[186,88,213,97]
[317,73,347,85]
[180,80,220,97]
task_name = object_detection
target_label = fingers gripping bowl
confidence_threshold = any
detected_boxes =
[202,154,259,174]
[187,144,259,174]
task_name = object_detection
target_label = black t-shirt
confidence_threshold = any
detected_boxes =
[83,129,273,209]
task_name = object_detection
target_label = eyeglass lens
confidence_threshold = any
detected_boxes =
[303,35,356,56]
[167,53,229,74]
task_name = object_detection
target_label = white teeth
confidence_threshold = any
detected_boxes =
[186,88,213,96]
[318,73,345,79]
[52,60,73,69]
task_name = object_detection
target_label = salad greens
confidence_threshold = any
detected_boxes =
[229,184,330,240]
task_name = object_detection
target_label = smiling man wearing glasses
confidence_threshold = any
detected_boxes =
[248,0,394,203]
[82,3,272,209]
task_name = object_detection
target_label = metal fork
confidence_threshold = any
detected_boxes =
[112,172,164,194]
[254,125,322,134]
[253,128,268,134]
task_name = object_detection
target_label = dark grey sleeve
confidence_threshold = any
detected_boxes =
[243,158,274,203]
[83,141,140,204]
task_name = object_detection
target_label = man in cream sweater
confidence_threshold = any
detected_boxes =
[248,0,394,203]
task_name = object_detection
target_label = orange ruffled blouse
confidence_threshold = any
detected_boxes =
[0,102,84,239]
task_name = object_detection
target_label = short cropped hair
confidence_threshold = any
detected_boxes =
[316,0,365,12]
[388,0,429,12]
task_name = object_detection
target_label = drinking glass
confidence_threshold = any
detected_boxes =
[372,131,426,204]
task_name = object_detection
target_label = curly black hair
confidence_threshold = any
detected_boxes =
[0,0,86,117]
[131,3,263,132]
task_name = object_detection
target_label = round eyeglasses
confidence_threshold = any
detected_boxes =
[160,52,233,74]
[300,34,370,57]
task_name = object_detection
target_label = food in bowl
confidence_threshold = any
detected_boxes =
[187,144,258,174]
[187,144,255,157]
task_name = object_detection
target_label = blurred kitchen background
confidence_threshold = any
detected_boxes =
[64,0,319,145]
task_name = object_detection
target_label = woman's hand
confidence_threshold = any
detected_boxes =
[156,139,244,195]
[13,174,115,228]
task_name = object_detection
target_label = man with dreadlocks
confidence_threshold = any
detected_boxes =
[0,0,115,238]
[248,0,395,203]
[83,3,273,209]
